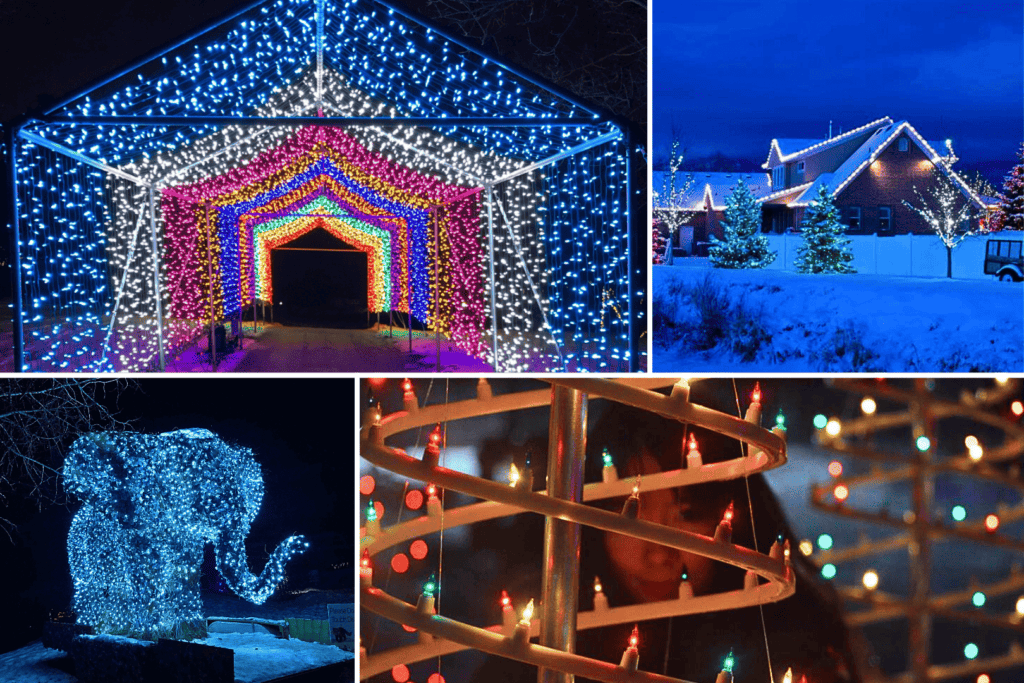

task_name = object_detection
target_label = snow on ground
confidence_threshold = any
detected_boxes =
[0,635,351,683]
[653,262,1024,372]
[204,632,352,683]
[0,641,77,683]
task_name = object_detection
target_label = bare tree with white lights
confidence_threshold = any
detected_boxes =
[902,174,979,279]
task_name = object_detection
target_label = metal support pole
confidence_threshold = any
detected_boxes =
[204,201,217,371]
[908,379,934,683]
[148,184,166,371]
[540,386,587,683]
[4,123,25,372]
[485,185,499,370]
[433,207,441,372]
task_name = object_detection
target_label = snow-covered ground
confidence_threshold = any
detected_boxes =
[653,263,1024,372]
[0,634,352,683]
[206,632,351,683]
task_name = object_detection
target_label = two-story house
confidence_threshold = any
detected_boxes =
[654,117,997,254]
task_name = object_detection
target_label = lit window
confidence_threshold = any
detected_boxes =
[898,138,909,152]
[879,206,892,233]
[796,160,805,174]
[772,166,784,189]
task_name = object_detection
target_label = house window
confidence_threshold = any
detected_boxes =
[878,206,892,233]
[772,166,784,189]
[846,206,861,232]
[796,160,805,174]
[898,138,909,152]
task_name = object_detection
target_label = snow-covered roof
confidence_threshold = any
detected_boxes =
[762,117,894,169]
[787,120,987,209]
[652,171,771,210]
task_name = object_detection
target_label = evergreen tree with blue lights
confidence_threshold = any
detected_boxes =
[708,178,776,269]
[795,185,856,274]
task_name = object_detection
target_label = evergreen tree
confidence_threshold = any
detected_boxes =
[795,186,856,274]
[991,143,1024,231]
[652,220,668,264]
[708,178,776,269]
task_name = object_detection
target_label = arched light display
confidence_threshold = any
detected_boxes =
[8,0,633,373]
[64,428,308,636]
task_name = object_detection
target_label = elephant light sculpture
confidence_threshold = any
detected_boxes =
[64,428,308,636]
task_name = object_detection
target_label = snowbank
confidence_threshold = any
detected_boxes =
[653,265,1024,371]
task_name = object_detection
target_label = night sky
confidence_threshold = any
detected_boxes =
[0,377,355,655]
[653,0,1023,183]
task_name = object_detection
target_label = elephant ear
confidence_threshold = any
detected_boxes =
[64,432,132,509]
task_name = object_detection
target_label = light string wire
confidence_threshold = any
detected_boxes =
[435,377,449,681]
[732,379,776,683]
[367,377,435,657]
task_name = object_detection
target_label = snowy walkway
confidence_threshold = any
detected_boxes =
[653,265,1024,372]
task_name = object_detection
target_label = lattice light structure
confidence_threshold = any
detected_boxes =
[6,0,635,374]
[359,377,795,683]
[64,428,308,637]
[808,378,1024,683]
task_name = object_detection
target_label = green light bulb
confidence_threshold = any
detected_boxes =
[722,649,735,673]
[952,505,967,522]
[972,591,986,608]
[822,563,837,579]
[916,435,930,452]
[775,412,786,429]
[602,448,613,468]
[366,500,377,522]
[813,414,828,429]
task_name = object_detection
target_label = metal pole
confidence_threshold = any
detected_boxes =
[434,207,441,372]
[540,386,587,683]
[5,123,25,372]
[908,379,934,683]
[486,186,499,370]
[148,184,166,371]
[204,201,217,371]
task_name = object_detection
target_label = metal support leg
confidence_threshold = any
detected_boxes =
[148,184,166,371]
[486,185,499,370]
[540,386,587,683]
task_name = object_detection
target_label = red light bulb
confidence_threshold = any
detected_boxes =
[723,501,734,523]
[751,382,762,404]
[985,514,999,532]
[500,590,511,607]
[628,624,639,649]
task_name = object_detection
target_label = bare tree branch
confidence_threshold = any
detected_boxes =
[0,378,134,539]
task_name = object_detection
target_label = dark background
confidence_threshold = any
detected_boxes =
[0,377,356,655]
[652,0,1023,188]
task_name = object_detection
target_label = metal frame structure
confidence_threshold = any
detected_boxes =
[5,0,639,373]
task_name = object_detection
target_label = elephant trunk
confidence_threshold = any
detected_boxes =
[214,529,309,605]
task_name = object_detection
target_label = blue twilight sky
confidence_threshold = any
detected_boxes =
[653,0,1023,176]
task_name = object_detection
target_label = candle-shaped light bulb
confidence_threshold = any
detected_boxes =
[686,433,703,469]
[784,539,791,563]
[509,463,520,487]
[716,649,735,683]
[477,378,492,400]
[619,625,640,671]
[500,590,516,634]
[678,571,693,599]
[402,379,418,412]
[714,501,734,543]
[426,484,442,519]
[601,447,618,483]
[365,499,378,522]
[670,377,691,403]
[745,382,762,424]
[621,476,640,519]
[423,423,442,467]
[782,667,793,683]
[520,599,535,625]
[593,575,609,610]
[511,598,533,648]
[416,573,437,616]
[360,549,372,587]
[775,411,786,431]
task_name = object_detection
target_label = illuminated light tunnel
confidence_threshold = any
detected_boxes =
[6,0,636,373]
